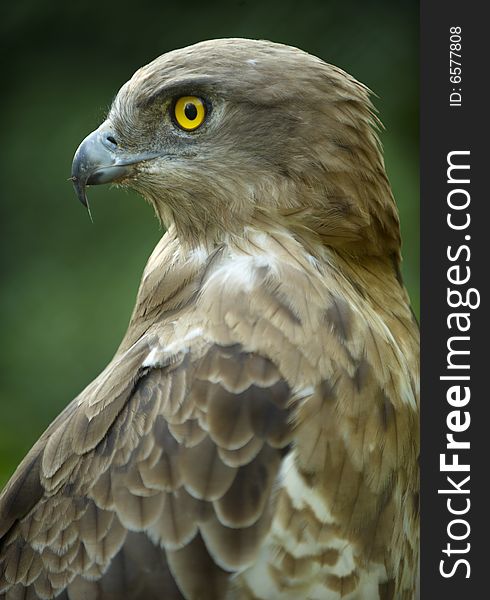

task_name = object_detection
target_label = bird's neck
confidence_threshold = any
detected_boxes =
[116,220,415,358]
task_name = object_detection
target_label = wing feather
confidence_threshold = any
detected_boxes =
[0,337,293,599]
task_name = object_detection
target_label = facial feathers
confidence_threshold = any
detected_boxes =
[108,38,400,255]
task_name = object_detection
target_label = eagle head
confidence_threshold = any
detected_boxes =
[72,38,400,255]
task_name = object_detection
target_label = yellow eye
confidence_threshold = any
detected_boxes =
[173,96,206,131]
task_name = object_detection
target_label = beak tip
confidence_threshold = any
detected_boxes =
[71,177,88,207]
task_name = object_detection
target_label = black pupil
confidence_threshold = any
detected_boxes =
[184,102,198,120]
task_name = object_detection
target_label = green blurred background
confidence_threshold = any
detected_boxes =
[0,0,418,488]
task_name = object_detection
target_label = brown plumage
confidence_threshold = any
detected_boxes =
[0,39,419,599]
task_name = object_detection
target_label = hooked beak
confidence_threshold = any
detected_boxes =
[71,121,159,207]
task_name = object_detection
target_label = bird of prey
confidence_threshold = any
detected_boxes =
[0,39,419,600]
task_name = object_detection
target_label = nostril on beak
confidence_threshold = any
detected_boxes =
[105,135,118,149]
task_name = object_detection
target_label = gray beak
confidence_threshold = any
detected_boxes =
[71,122,159,207]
